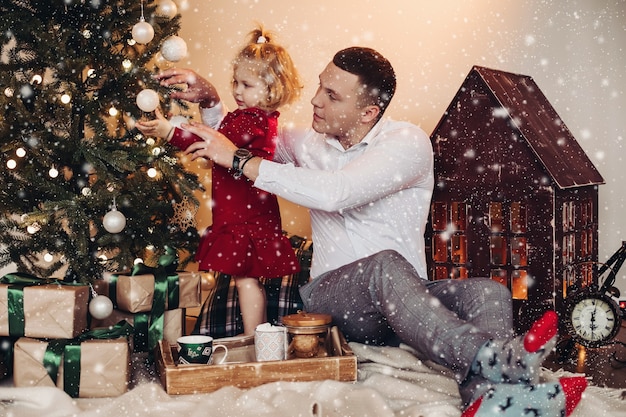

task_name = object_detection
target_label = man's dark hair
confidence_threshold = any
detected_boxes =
[332,47,396,117]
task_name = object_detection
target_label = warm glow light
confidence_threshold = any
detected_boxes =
[122,59,133,70]
[26,224,40,234]
[49,167,59,178]
[6,159,16,169]
[147,167,158,178]
[4,87,14,97]
[43,253,54,262]
[31,74,42,84]
[16,148,26,157]
[109,106,119,117]
[61,94,71,104]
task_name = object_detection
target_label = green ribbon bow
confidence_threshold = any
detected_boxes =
[129,247,179,352]
[43,320,134,398]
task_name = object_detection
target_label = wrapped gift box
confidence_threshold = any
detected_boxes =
[0,284,89,339]
[13,336,130,397]
[91,308,184,350]
[96,271,201,313]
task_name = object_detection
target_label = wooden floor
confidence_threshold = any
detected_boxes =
[543,323,626,389]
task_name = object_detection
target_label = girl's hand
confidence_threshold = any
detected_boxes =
[135,108,173,139]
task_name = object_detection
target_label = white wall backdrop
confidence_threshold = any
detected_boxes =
[173,0,625,290]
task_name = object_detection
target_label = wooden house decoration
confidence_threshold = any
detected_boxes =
[426,66,604,333]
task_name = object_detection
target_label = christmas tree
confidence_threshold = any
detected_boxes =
[0,0,200,283]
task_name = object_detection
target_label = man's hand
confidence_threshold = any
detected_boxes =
[155,68,220,109]
[180,122,237,169]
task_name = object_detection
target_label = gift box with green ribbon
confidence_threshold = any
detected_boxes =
[91,308,183,353]
[97,270,201,314]
[95,249,201,314]
[0,273,89,339]
[13,321,132,398]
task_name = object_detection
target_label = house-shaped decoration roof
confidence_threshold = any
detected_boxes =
[439,65,604,189]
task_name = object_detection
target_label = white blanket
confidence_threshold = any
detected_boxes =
[1,343,625,417]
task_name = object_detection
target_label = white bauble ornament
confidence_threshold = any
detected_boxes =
[136,89,160,112]
[169,115,188,127]
[103,208,126,233]
[132,20,155,44]
[156,0,177,18]
[161,35,188,62]
[89,295,114,319]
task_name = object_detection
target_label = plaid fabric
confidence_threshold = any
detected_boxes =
[192,234,313,338]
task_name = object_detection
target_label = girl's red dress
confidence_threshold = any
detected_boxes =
[169,107,300,278]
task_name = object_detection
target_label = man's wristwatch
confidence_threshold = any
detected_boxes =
[232,148,254,179]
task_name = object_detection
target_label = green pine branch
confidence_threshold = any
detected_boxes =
[0,1,200,283]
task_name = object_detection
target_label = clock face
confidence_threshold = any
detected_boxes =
[568,294,621,347]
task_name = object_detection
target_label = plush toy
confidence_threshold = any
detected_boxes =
[462,376,587,417]
[472,311,559,384]
[464,311,588,416]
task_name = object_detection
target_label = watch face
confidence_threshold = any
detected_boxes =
[235,149,252,159]
[569,294,620,347]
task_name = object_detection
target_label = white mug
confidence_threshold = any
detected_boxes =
[255,323,288,361]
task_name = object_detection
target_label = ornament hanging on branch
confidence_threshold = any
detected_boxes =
[103,198,127,234]
[88,285,114,320]
[136,88,160,112]
[132,1,154,44]
[171,195,198,232]
[155,0,177,19]
[161,35,188,62]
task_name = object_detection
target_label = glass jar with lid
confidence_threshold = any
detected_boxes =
[281,311,332,358]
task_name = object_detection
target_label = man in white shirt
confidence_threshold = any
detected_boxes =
[155,47,586,416]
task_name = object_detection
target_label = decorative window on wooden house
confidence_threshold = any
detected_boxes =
[430,201,468,280]
[489,201,528,300]
[562,199,595,297]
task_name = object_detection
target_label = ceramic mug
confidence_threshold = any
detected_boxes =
[255,323,288,361]
[176,335,228,365]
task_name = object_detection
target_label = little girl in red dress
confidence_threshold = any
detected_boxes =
[137,26,302,335]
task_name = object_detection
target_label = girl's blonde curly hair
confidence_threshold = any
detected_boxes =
[233,25,302,112]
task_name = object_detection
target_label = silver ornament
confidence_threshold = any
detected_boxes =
[89,295,114,320]
[156,0,177,19]
[161,36,188,62]
[136,88,160,112]
[132,20,154,44]
[103,209,126,233]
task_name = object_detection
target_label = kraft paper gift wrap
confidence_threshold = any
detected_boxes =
[13,336,131,397]
[91,308,184,351]
[99,271,202,313]
[0,283,89,339]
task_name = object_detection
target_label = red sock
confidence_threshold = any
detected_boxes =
[524,310,558,353]
[461,397,482,417]
[561,376,587,416]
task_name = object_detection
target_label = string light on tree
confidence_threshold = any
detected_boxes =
[103,198,127,234]
[131,1,154,44]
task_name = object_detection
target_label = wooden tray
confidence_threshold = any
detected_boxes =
[155,326,357,395]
